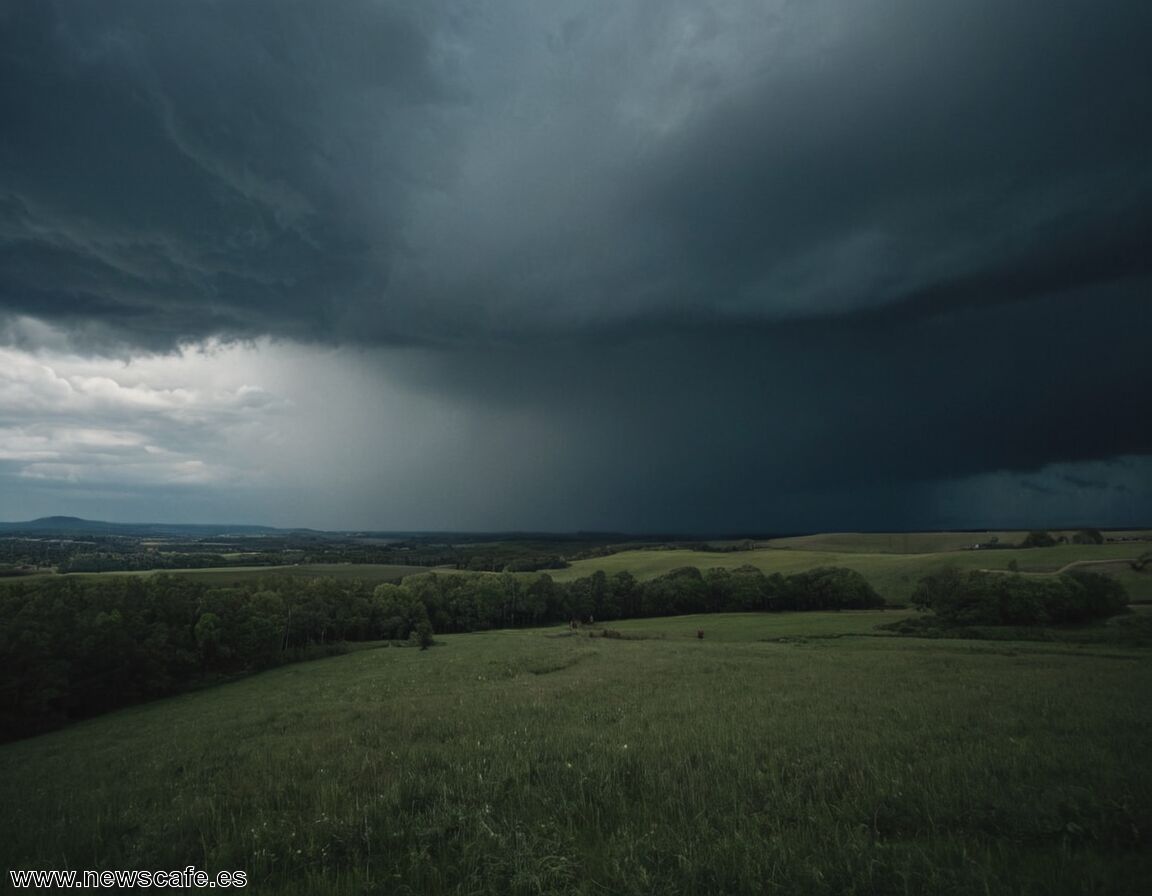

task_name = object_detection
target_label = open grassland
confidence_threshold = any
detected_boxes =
[606,609,915,640]
[764,531,1025,553]
[2,612,1149,896]
[550,544,1152,602]
[764,530,1152,553]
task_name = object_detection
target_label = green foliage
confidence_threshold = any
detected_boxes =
[911,566,1129,627]
[413,620,435,650]
[1022,530,1058,548]
[1060,569,1129,621]
[779,566,884,610]
[0,574,437,742]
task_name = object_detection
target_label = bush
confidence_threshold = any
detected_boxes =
[1021,530,1057,549]
[780,567,884,611]
[911,567,1128,627]
[414,621,435,650]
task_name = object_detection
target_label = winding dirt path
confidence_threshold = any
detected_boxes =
[978,558,1140,575]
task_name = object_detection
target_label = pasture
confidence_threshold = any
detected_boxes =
[548,543,1152,601]
[2,611,1149,895]
[762,530,1152,553]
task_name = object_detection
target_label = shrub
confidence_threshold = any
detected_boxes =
[1021,530,1057,548]
[780,567,884,611]
[912,567,1128,627]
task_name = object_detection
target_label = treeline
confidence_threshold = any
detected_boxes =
[0,564,883,741]
[909,567,1128,626]
[57,552,287,573]
[400,565,884,633]
[0,574,437,742]
[973,529,1107,550]
[458,555,569,573]
[0,538,80,569]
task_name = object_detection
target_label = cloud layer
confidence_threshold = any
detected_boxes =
[4,0,1149,348]
[1,1,1150,528]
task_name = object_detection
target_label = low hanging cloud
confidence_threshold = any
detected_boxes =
[1,1,1150,528]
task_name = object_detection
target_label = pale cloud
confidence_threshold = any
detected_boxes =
[19,458,218,487]
[0,341,280,420]
[0,336,285,498]
[0,332,583,526]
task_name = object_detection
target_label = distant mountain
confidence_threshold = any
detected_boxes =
[0,516,301,537]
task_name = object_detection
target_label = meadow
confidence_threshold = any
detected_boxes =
[761,530,1152,553]
[2,610,1149,895]
[548,542,1152,601]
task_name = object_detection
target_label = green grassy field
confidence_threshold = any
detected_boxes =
[548,544,1152,601]
[763,530,1152,553]
[764,531,1023,553]
[2,611,1149,895]
[605,609,915,640]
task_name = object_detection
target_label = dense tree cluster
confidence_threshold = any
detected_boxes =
[4,530,586,575]
[1020,530,1059,549]
[462,555,568,573]
[399,565,882,634]
[0,574,420,741]
[910,567,1128,626]
[58,552,255,573]
[0,538,78,571]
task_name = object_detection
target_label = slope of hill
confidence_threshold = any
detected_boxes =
[547,543,1152,601]
[764,530,1152,553]
[1,616,1148,895]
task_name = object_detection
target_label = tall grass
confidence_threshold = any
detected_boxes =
[2,613,1150,894]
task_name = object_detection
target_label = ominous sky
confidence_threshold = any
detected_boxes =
[2,0,1150,531]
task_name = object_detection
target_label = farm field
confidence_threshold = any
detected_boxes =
[549,543,1152,601]
[763,531,1024,553]
[762,530,1152,553]
[2,611,1149,895]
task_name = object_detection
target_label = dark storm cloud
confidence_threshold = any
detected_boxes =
[371,280,1149,529]
[4,0,1150,347]
[631,1,1152,324]
[2,0,1151,527]
[0,0,458,347]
